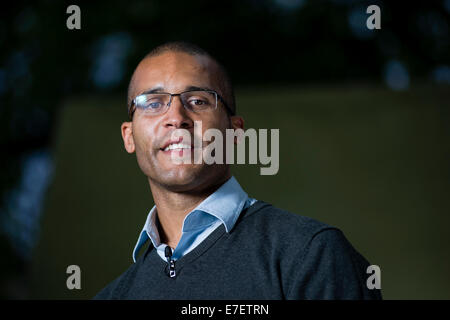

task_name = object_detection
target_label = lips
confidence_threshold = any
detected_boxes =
[160,136,193,152]
[162,143,192,151]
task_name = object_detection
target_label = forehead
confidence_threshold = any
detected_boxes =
[130,51,220,97]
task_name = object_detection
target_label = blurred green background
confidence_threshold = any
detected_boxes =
[30,84,450,299]
[1,0,449,299]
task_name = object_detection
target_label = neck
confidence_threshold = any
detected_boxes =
[149,173,231,249]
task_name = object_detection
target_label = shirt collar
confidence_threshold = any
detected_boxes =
[182,176,248,233]
[132,176,248,262]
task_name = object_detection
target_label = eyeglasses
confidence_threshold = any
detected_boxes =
[128,89,233,119]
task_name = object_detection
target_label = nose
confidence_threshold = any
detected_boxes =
[163,95,193,129]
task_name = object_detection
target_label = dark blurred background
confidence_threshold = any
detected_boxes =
[1,0,449,299]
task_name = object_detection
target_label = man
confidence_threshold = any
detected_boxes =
[94,41,382,300]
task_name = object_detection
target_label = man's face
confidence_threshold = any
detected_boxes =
[121,51,242,193]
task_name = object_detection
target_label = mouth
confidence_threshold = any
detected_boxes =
[159,143,197,161]
[159,137,195,156]
[161,143,193,152]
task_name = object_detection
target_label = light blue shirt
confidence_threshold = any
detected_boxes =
[132,176,257,262]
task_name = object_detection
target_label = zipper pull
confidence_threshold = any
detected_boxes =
[164,246,176,278]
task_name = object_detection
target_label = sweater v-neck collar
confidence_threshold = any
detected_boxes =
[141,200,270,274]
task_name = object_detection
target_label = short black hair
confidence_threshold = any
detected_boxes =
[127,41,236,117]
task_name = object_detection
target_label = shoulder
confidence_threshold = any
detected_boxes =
[92,259,141,300]
[237,200,368,268]
[239,200,339,243]
[241,201,380,299]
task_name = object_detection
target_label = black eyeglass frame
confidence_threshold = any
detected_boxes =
[128,89,234,119]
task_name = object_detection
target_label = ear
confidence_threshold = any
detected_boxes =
[230,115,244,130]
[121,122,135,153]
[230,115,244,144]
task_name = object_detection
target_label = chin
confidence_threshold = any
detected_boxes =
[155,164,210,192]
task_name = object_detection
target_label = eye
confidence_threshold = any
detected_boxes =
[187,96,212,109]
[135,94,168,111]
[190,99,206,106]
[148,101,164,109]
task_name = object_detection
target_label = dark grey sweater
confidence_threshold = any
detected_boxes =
[94,200,382,300]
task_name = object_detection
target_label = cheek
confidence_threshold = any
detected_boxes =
[201,113,230,133]
[199,118,231,155]
[133,122,158,162]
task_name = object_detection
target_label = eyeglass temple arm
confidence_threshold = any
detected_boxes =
[216,94,234,116]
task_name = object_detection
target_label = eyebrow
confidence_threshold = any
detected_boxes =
[139,85,216,95]
[140,87,165,95]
